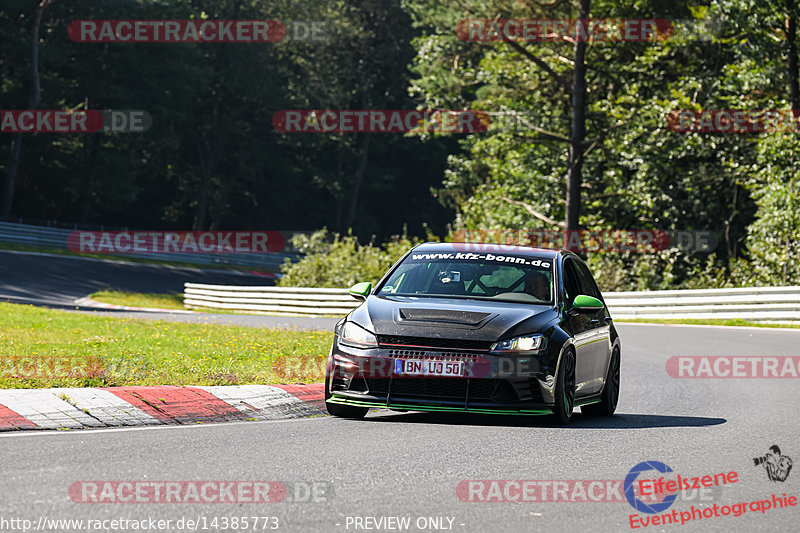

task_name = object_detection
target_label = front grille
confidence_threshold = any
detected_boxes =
[377,335,492,351]
[386,349,426,358]
[365,378,390,395]
[387,349,484,363]
[395,378,467,398]
[469,379,500,400]
[363,378,504,402]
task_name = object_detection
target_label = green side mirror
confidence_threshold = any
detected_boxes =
[348,282,372,300]
[572,294,604,311]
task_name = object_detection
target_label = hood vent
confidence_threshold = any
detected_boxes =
[398,308,491,326]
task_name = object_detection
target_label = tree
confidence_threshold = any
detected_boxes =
[274,0,436,233]
[0,0,453,240]
[1,0,53,219]
[565,0,590,232]
[403,0,769,289]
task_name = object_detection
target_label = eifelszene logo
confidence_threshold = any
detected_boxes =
[753,445,793,482]
[624,461,678,514]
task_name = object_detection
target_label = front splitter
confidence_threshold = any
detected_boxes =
[328,395,553,416]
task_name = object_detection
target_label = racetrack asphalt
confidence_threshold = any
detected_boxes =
[0,249,272,306]
[2,324,799,532]
[0,249,341,330]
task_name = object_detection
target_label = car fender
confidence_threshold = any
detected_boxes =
[540,328,574,404]
[347,301,374,331]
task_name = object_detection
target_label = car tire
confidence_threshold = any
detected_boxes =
[325,401,369,419]
[581,347,620,417]
[324,372,368,419]
[551,348,575,425]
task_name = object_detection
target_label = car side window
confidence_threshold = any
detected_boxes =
[562,259,582,305]
[575,260,603,301]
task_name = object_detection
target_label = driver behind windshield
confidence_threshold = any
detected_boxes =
[524,271,551,302]
[430,269,464,295]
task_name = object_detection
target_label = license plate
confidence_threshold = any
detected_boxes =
[394,359,464,377]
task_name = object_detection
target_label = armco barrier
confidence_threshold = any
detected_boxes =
[184,283,800,322]
[183,284,360,316]
[604,286,800,322]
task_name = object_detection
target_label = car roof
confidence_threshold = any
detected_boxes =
[412,241,564,259]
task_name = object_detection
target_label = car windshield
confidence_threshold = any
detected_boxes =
[379,250,554,304]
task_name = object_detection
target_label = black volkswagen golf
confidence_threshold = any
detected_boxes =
[324,242,621,424]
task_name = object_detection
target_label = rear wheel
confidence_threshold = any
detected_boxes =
[551,348,575,425]
[581,347,620,417]
[324,372,368,419]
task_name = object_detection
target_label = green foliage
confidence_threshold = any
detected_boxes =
[278,229,434,288]
[744,134,800,284]
[403,0,800,290]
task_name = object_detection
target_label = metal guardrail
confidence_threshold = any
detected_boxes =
[604,286,800,322]
[184,283,800,322]
[184,284,359,316]
[0,221,296,271]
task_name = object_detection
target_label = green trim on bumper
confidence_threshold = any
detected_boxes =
[328,395,552,416]
[575,397,602,407]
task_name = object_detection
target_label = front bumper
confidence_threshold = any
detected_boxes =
[327,396,552,415]
[328,341,559,415]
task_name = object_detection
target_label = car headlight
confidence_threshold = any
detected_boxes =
[339,321,378,348]
[491,334,544,353]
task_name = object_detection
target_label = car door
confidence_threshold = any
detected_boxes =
[560,258,595,397]
[573,259,612,393]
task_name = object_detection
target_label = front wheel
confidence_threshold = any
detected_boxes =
[551,348,575,425]
[324,372,368,419]
[325,400,368,419]
[581,347,620,417]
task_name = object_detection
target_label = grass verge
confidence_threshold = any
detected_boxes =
[89,290,186,310]
[616,318,800,329]
[89,290,344,317]
[0,302,332,388]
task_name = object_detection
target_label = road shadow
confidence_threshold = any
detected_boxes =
[362,411,726,429]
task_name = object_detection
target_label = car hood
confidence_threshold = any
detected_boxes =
[349,295,560,342]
